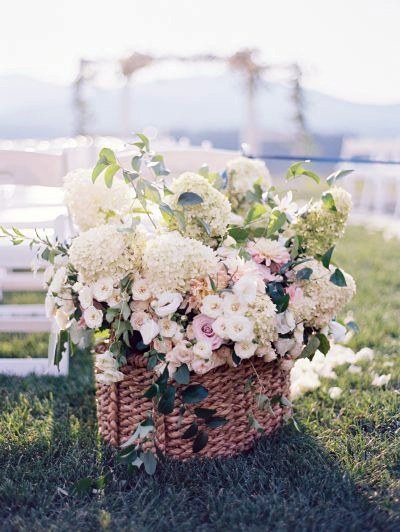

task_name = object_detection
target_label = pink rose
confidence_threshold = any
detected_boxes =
[192,314,224,350]
[166,341,194,365]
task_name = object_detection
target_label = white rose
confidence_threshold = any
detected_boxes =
[152,292,183,317]
[130,311,150,331]
[43,265,54,286]
[83,305,103,329]
[49,266,66,293]
[274,338,295,356]
[221,293,248,316]
[92,277,114,302]
[45,295,56,318]
[232,275,257,304]
[79,286,93,309]
[106,289,123,308]
[158,318,178,338]
[72,281,84,293]
[131,278,151,301]
[193,340,212,360]
[96,370,124,385]
[139,319,160,345]
[212,317,229,339]
[55,308,69,330]
[276,310,296,335]
[200,294,223,319]
[225,315,253,342]
[95,351,117,371]
[234,340,257,359]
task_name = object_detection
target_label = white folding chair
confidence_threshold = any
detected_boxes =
[0,149,71,376]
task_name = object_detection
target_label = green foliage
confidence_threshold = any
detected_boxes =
[286,161,321,184]
[326,169,353,186]
[330,268,347,287]
[182,384,208,404]
[177,192,204,206]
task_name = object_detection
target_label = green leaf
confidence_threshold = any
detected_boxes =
[194,407,216,420]
[144,383,159,399]
[134,132,150,151]
[177,192,204,206]
[295,267,313,281]
[316,333,330,355]
[157,385,176,414]
[205,416,228,429]
[326,169,353,186]
[195,217,211,236]
[346,320,360,334]
[54,330,69,368]
[131,155,142,172]
[322,246,335,269]
[99,147,117,164]
[198,164,209,177]
[299,335,320,359]
[174,364,190,385]
[182,422,198,439]
[228,226,249,243]
[140,451,157,475]
[92,162,108,182]
[274,294,290,313]
[104,164,120,188]
[285,161,321,184]
[245,203,267,224]
[321,192,337,212]
[280,396,293,408]
[182,384,208,404]
[73,477,94,496]
[330,268,347,287]
[267,210,287,237]
[192,430,208,453]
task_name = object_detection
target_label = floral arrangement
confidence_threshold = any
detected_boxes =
[1,134,357,472]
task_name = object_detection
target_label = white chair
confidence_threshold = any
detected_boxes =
[0,149,71,376]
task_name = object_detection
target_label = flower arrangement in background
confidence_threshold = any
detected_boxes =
[1,133,357,473]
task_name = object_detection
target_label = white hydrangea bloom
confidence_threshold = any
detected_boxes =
[293,260,356,328]
[165,172,231,243]
[246,294,278,345]
[142,231,218,293]
[69,224,147,284]
[226,156,271,195]
[64,168,134,231]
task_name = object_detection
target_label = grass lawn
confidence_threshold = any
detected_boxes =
[0,226,399,531]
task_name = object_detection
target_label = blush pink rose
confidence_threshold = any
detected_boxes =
[192,314,224,350]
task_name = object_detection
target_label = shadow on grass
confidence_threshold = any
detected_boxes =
[0,353,397,531]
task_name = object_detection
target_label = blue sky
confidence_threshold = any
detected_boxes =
[2,0,400,104]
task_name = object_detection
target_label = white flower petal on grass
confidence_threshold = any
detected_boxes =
[354,347,375,363]
[83,306,103,329]
[139,320,160,345]
[371,373,391,387]
[329,386,343,400]
[348,365,362,374]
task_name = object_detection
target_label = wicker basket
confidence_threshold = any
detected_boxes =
[96,353,154,447]
[154,357,291,460]
[96,352,291,459]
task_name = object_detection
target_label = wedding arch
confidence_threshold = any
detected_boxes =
[73,49,308,153]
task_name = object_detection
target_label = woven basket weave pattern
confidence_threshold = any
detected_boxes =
[96,353,291,458]
[96,354,154,447]
[154,357,290,459]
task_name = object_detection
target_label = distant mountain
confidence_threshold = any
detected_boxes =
[1,74,399,139]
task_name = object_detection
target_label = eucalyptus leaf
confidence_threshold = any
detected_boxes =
[322,246,335,269]
[192,430,208,453]
[299,335,320,359]
[178,192,204,207]
[316,333,330,355]
[330,268,347,287]
[194,407,216,420]
[140,451,157,475]
[182,422,198,439]
[174,364,190,385]
[205,416,228,429]
[157,385,176,414]
[182,384,208,404]
[296,267,313,281]
[327,169,353,186]
[321,192,337,212]
[104,164,120,188]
